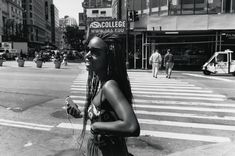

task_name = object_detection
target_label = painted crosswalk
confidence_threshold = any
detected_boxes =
[58,72,235,143]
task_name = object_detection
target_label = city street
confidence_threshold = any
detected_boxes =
[1,61,235,156]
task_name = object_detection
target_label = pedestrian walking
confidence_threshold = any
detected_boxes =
[164,49,174,79]
[65,33,140,156]
[149,49,162,78]
[62,51,68,66]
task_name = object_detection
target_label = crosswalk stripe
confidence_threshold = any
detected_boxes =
[73,82,196,87]
[135,104,235,113]
[71,99,235,114]
[140,130,231,143]
[0,119,53,131]
[70,88,222,98]
[183,73,233,82]
[138,119,235,131]
[133,91,222,97]
[56,123,231,143]
[70,93,224,101]
[134,99,235,108]
[72,85,203,90]
[136,110,235,121]
[70,85,212,93]
[134,94,224,101]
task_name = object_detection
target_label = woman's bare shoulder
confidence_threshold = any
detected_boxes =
[102,80,119,92]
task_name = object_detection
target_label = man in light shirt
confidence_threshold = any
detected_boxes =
[149,49,162,78]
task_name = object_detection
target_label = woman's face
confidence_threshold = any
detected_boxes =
[85,37,107,73]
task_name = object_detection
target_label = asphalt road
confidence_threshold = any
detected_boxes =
[0,61,235,156]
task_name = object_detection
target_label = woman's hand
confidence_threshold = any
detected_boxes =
[65,96,82,118]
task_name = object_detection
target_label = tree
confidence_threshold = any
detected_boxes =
[64,25,85,51]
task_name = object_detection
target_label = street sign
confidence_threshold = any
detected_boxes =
[89,20,126,34]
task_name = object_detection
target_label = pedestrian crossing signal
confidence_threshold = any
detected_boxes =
[134,10,139,21]
[129,11,133,21]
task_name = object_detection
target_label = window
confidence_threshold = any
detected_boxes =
[195,0,207,14]
[100,11,106,14]
[223,0,232,13]
[92,10,99,14]
[182,0,194,14]
[208,0,222,14]
[169,0,223,15]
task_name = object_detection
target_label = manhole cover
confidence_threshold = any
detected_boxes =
[51,110,68,119]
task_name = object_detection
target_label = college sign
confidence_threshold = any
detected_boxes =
[89,20,126,34]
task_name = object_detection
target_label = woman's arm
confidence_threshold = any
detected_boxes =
[91,80,140,137]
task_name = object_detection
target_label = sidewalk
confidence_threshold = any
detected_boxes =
[167,142,235,156]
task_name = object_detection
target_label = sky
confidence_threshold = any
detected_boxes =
[53,0,83,22]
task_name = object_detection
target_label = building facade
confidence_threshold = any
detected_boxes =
[1,0,24,42]
[0,0,3,42]
[22,0,54,50]
[125,0,235,69]
[51,4,60,48]
[82,0,113,24]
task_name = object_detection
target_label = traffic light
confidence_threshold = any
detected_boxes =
[133,10,139,21]
[129,10,133,21]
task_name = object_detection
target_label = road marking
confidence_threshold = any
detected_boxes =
[70,99,235,114]
[0,119,53,131]
[141,130,231,143]
[134,99,235,107]
[70,93,225,101]
[72,85,202,89]
[56,123,231,143]
[57,123,90,129]
[139,119,235,131]
[134,94,224,101]
[135,104,235,113]
[64,100,235,121]
[71,85,211,93]
[73,82,196,87]
[183,73,233,82]
[70,88,222,98]
[136,110,235,121]
[132,91,222,97]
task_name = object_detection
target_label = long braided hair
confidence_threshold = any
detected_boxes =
[78,33,133,150]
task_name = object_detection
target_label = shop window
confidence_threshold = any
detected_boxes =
[223,0,232,13]
[233,0,235,13]
[169,0,181,15]
[208,0,222,14]
[195,0,207,14]
[151,0,168,15]
[182,0,194,14]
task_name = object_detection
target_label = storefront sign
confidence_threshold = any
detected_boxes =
[89,20,126,34]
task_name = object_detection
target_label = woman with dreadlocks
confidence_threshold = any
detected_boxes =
[66,33,140,156]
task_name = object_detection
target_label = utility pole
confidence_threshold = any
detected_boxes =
[125,0,130,69]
